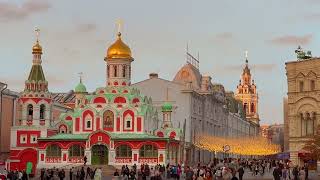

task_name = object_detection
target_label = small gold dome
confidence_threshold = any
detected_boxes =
[32,40,42,54]
[106,32,132,60]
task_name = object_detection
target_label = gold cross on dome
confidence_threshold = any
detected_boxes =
[78,72,83,83]
[35,27,40,41]
[116,19,123,33]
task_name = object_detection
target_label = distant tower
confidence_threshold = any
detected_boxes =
[74,73,87,108]
[162,88,173,128]
[235,51,259,124]
[104,21,133,87]
[20,28,53,127]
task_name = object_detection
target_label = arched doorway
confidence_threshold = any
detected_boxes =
[91,144,108,165]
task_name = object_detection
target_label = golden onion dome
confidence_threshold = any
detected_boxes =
[106,32,132,60]
[32,40,42,54]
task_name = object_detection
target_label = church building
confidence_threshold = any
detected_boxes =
[6,29,182,174]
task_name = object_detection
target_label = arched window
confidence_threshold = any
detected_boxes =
[27,104,33,119]
[40,104,45,119]
[114,65,118,77]
[311,80,315,91]
[251,103,255,113]
[124,114,132,130]
[59,125,67,134]
[46,144,61,157]
[122,65,126,77]
[299,81,304,92]
[139,144,158,158]
[103,110,114,128]
[85,115,92,129]
[69,144,84,157]
[116,145,132,158]
[243,103,247,114]
[107,65,110,78]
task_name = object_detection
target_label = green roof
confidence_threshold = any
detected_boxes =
[162,102,173,112]
[75,82,87,93]
[38,133,89,141]
[109,132,167,140]
[28,64,46,82]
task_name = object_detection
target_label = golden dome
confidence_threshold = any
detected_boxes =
[106,32,132,60]
[32,40,42,54]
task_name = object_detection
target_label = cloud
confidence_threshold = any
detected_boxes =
[0,0,51,22]
[269,34,313,46]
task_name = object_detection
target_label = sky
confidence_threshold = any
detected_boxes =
[1,0,320,125]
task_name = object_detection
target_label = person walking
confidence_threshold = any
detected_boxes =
[292,166,299,180]
[299,167,306,180]
[237,166,244,180]
[94,168,102,180]
[69,167,73,180]
[84,156,87,166]
[272,166,281,180]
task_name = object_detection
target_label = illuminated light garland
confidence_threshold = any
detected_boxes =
[194,134,280,156]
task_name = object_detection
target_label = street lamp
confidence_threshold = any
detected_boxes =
[0,82,8,154]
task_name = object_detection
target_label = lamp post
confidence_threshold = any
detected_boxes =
[0,82,8,155]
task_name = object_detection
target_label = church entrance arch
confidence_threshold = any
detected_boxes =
[91,144,108,165]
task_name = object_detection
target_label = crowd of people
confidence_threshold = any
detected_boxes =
[0,158,314,180]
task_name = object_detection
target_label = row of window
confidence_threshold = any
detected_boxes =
[107,65,131,78]
[45,144,158,158]
[27,104,46,119]
[299,80,316,92]
[20,135,37,144]
[83,112,133,130]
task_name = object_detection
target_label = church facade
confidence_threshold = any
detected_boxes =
[6,30,181,174]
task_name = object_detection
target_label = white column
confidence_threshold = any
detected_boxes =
[109,149,116,165]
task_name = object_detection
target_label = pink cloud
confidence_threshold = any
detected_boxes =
[269,34,313,46]
[0,0,51,22]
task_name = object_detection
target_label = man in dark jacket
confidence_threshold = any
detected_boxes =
[272,166,281,180]
[238,166,244,180]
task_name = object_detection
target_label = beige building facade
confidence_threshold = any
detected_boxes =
[286,51,320,165]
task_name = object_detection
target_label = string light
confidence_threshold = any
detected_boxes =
[194,134,280,156]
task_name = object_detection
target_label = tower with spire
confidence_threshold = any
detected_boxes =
[235,51,259,125]
[74,72,87,108]
[20,28,53,127]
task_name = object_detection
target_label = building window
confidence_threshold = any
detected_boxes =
[103,110,114,129]
[124,115,132,130]
[107,65,110,78]
[114,65,118,77]
[20,135,27,144]
[122,65,126,78]
[40,104,45,120]
[243,103,248,114]
[98,136,102,141]
[139,144,158,158]
[46,144,61,157]
[311,80,315,91]
[299,81,304,92]
[85,115,92,129]
[68,144,84,157]
[116,145,132,158]
[27,104,33,119]
[251,103,255,113]
[59,125,67,134]
[30,135,37,143]
[301,113,315,136]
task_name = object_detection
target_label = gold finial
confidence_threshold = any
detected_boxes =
[32,27,42,54]
[78,72,83,83]
[245,50,248,64]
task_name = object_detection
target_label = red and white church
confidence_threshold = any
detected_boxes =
[6,29,182,174]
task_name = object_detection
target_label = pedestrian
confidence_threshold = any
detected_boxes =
[237,166,244,180]
[305,164,309,180]
[86,166,91,179]
[84,156,87,166]
[69,167,73,180]
[299,167,306,180]
[94,167,102,180]
[272,166,281,180]
[292,166,299,180]
[80,167,85,180]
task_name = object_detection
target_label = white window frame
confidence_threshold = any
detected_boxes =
[30,135,37,144]
[98,136,102,141]
[20,134,27,144]
[124,115,133,130]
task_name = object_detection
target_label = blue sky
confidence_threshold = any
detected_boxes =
[1,0,320,125]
